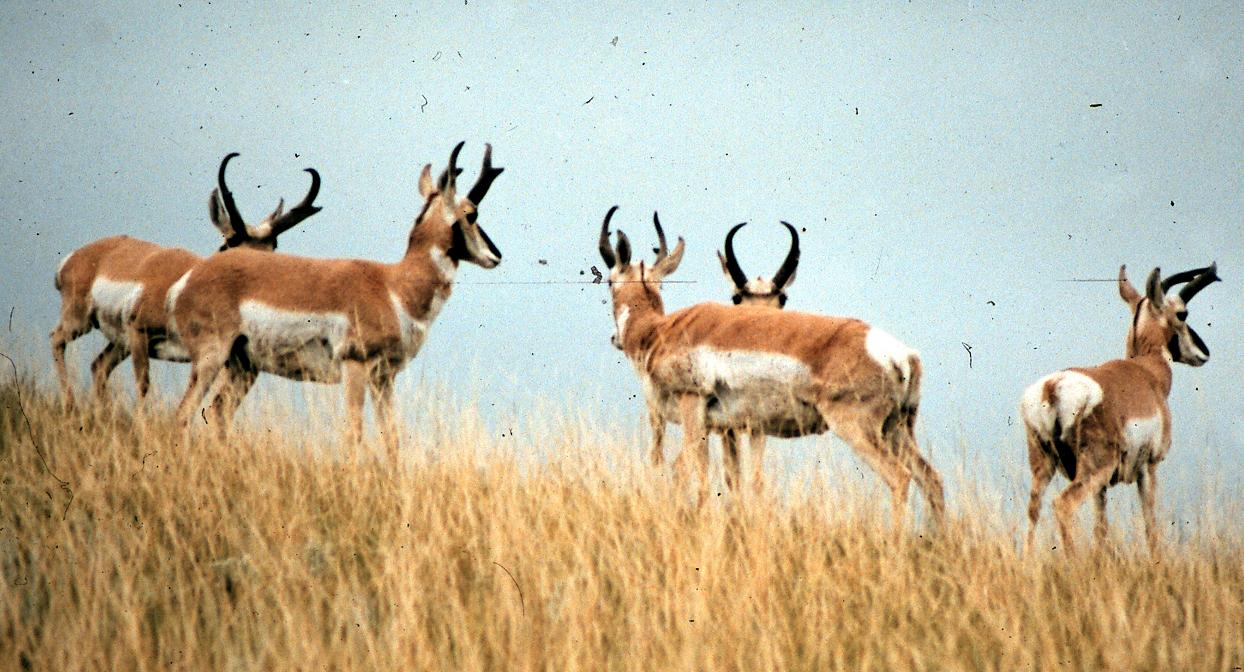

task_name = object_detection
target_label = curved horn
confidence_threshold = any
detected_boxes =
[466,143,505,205]
[771,221,801,290]
[615,229,633,267]
[652,211,669,260]
[721,222,749,289]
[1161,265,1216,292]
[598,206,619,268]
[438,141,465,193]
[216,152,249,241]
[266,168,323,238]
[1178,262,1220,304]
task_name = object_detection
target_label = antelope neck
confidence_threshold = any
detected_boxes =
[614,282,664,352]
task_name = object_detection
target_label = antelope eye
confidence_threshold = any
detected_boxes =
[732,295,743,305]
[1175,310,1188,322]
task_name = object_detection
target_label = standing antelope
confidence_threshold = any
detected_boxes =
[598,207,944,526]
[169,142,504,459]
[1021,264,1219,553]
[50,153,321,410]
[647,220,801,494]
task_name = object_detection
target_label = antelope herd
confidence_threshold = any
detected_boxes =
[50,142,1221,552]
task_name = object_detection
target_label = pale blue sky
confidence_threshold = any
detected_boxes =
[2,2,1241,519]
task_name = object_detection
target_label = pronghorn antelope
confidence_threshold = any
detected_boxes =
[169,142,504,458]
[50,153,321,410]
[598,207,944,525]
[1021,264,1219,553]
[645,220,801,494]
[715,221,800,493]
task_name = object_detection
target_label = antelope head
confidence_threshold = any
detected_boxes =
[597,206,685,350]
[209,152,322,251]
[1117,263,1220,366]
[413,142,504,268]
[717,221,799,307]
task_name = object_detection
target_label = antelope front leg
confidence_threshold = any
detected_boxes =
[674,393,709,505]
[209,363,257,441]
[127,327,152,412]
[1137,463,1160,556]
[750,431,767,497]
[176,346,228,432]
[721,429,741,492]
[50,321,88,412]
[1093,487,1110,544]
[343,359,368,453]
[647,403,666,466]
[370,367,400,465]
[89,341,128,406]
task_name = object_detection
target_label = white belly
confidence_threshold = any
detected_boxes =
[90,278,143,345]
[657,348,826,437]
[239,301,349,383]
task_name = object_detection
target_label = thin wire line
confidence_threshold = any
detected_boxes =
[454,279,699,285]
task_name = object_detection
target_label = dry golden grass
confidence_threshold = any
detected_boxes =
[2,377,1243,671]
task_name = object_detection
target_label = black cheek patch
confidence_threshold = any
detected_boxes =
[448,223,468,261]
[478,226,501,260]
[778,294,788,307]
[1167,333,1181,361]
[732,295,742,305]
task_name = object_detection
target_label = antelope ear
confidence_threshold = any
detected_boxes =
[208,189,232,237]
[1118,265,1141,305]
[717,251,733,283]
[652,237,685,279]
[418,164,435,199]
[1145,267,1165,310]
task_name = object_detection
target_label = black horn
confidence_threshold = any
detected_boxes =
[1161,264,1216,292]
[216,152,249,242]
[265,168,323,238]
[466,143,504,205]
[437,141,466,192]
[598,206,619,268]
[1178,262,1220,304]
[722,222,749,289]
[652,211,669,260]
[771,221,801,290]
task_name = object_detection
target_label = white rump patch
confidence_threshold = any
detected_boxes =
[90,278,143,345]
[865,327,918,403]
[1019,371,1103,442]
[56,249,76,285]
[239,301,350,383]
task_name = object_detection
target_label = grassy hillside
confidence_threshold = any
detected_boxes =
[2,379,1242,671]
